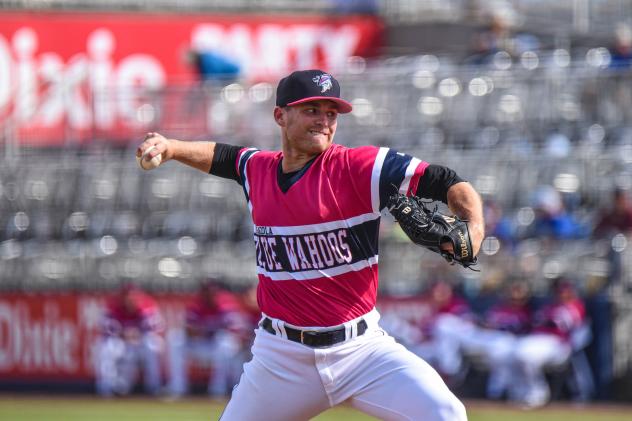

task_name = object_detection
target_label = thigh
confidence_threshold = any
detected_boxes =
[219,330,331,421]
[348,335,467,421]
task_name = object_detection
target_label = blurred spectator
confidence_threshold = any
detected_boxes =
[484,199,518,247]
[609,24,632,69]
[464,14,540,66]
[526,185,590,240]
[593,188,632,238]
[330,0,378,14]
[166,281,244,398]
[187,48,241,84]
[182,46,241,125]
[509,278,592,407]
[464,16,511,65]
[95,283,164,397]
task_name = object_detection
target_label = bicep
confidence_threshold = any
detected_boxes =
[209,143,245,182]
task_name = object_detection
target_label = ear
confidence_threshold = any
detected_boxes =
[273,106,286,127]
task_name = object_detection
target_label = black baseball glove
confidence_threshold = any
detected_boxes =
[387,193,478,269]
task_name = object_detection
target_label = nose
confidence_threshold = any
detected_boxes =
[313,114,327,126]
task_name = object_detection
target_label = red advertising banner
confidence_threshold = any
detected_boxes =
[0,293,423,382]
[0,293,191,380]
[0,12,384,145]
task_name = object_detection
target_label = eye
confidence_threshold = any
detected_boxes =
[327,111,338,119]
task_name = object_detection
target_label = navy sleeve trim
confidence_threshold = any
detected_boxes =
[378,149,411,210]
[238,149,259,200]
[416,164,464,203]
[209,143,244,182]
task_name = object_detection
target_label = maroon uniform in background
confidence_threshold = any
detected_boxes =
[484,289,532,335]
[102,287,163,337]
[167,283,245,398]
[463,281,533,399]
[95,285,164,397]
[410,281,475,378]
[510,280,589,407]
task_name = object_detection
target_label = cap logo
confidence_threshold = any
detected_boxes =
[312,74,332,93]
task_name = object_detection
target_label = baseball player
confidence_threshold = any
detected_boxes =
[167,281,244,398]
[458,280,533,399]
[410,280,475,381]
[136,69,484,420]
[95,283,164,397]
[509,278,587,407]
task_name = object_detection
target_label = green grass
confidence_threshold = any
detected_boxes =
[0,397,630,421]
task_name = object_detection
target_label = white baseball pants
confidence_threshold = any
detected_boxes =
[220,310,467,421]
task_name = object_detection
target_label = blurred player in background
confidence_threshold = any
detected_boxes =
[411,280,475,383]
[167,280,244,398]
[235,283,262,349]
[509,278,589,407]
[459,280,533,400]
[95,283,164,397]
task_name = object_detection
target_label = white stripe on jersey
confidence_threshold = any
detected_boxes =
[237,147,258,171]
[371,147,389,214]
[257,255,379,281]
[253,212,379,236]
[240,149,259,214]
[399,157,422,195]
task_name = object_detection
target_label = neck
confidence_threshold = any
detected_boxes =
[281,150,318,173]
[281,138,329,173]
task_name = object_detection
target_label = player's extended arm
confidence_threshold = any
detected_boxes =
[136,132,216,173]
[446,182,485,257]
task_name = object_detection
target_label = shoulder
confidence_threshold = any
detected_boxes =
[238,149,281,177]
[240,148,280,164]
[323,144,381,165]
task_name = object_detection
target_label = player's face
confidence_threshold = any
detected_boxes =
[280,100,339,155]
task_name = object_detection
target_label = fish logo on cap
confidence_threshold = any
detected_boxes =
[312,74,333,93]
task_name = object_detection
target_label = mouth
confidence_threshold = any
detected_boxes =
[309,130,327,136]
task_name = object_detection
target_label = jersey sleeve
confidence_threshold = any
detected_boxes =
[235,147,260,186]
[416,165,465,203]
[345,146,429,213]
[209,143,262,186]
[375,148,429,211]
[209,143,243,181]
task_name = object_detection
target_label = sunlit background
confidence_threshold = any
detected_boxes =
[1,0,632,408]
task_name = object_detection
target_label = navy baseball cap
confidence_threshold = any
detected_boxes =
[276,69,353,113]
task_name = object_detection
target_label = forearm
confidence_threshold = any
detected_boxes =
[447,182,485,255]
[137,132,216,173]
[169,139,216,173]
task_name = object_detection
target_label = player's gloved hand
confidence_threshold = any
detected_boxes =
[387,193,478,269]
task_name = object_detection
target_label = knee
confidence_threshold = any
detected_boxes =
[404,393,467,421]
[426,395,468,421]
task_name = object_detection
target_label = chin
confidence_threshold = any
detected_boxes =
[312,141,332,154]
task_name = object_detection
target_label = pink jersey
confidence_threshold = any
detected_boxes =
[236,144,428,326]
